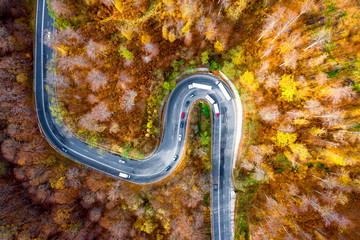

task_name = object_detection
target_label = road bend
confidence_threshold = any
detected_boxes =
[34,0,242,239]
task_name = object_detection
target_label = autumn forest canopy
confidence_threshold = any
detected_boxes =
[1,0,360,239]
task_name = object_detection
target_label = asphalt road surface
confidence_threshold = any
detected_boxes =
[34,0,242,239]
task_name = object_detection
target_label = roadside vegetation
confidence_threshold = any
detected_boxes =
[1,0,360,239]
[229,1,360,239]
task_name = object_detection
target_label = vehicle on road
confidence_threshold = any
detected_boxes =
[214,103,220,116]
[119,172,130,178]
[214,184,218,191]
[119,159,125,164]
[216,81,232,101]
[188,83,212,91]
[178,135,182,141]
[173,155,178,161]
[181,112,185,118]
[165,166,171,171]
[185,101,190,107]
[47,31,51,39]
[189,92,196,98]
[61,147,68,153]
[180,121,184,128]
[205,95,215,104]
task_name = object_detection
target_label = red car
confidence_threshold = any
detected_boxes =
[181,112,185,118]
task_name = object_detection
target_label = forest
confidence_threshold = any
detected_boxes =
[1,0,360,239]
[1,0,211,238]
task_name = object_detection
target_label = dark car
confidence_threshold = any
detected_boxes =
[214,184,218,191]
[173,155,178,161]
[190,92,196,98]
[185,101,190,107]
[180,121,184,128]
[165,166,171,171]
[181,112,185,118]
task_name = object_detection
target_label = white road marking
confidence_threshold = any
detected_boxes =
[218,114,222,240]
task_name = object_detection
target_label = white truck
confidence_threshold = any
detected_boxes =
[188,83,212,91]
[216,81,231,101]
[214,103,220,116]
[119,172,130,178]
[205,95,215,104]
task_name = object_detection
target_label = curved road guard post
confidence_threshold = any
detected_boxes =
[34,1,243,239]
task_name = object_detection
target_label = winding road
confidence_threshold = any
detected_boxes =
[34,0,243,239]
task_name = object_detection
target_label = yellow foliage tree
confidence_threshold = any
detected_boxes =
[141,34,152,44]
[55,45,68,55]
[290,143,311,162]
[16,73,28,83]
[322,149,348,166]
[201,51,209,65]
[120,25,134,40]
[168,31,176,43]
[279,74,296,102]
[181,20,192,36]
[214,41,225,52]
[230,47,245,66]
[226,0,247,21]
[293,119,310,125]
[156,209,170,234]
[114,0,124,12]
[113,0,145,20]
[275,131,297,147]
[162,26,168,40]
[338,169,352,187]
[280,41,292,54]
[50,176,66,189]
[240,71,259,92]
[55,209,71,224]
[309,127,326,136]
[135,217,158,234]
[284,150,296,166]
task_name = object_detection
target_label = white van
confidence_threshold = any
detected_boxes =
[119,172,130,178]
